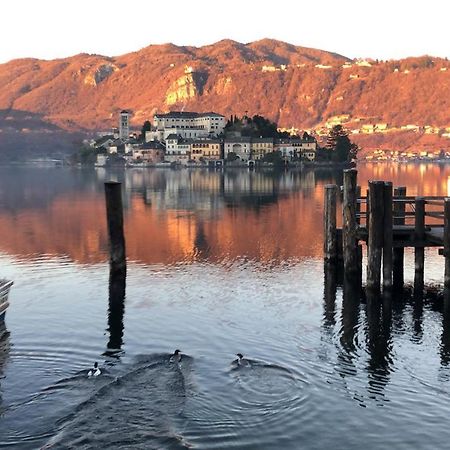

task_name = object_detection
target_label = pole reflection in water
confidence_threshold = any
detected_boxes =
[440,288,450,367]
[0,329,11,411]
[106,270,126,356]
[365,290,393,400]
[323,262,337,330]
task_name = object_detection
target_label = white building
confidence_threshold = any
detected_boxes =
[274,138,317,161]
[153,111,225,137]
[165,134,191,165]
[224,137,252,161]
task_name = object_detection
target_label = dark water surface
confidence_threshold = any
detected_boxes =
[1,164,450,449]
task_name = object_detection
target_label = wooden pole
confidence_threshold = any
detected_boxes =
[324,185,338,261]
[342,169,358,277]
[444,198,450,289]
[104,182,126,275]
[367,181,385,293]
[356,185,361,225]
[393,186,406,288]
[414,197,425,293]
[383,182,393,291]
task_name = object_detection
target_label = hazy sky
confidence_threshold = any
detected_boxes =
[1,0,448,63]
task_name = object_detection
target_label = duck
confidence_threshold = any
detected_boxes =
[170,349,182,363]
[235,353,251,367]
[88,362,101,377]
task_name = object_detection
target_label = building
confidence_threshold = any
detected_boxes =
[165,134,191,165]
[251,138,274,160]
[190,139,222,162]
[119,110,131,139]
[274,137,317,161]
[131,141,165,164]
[153,111,225,137]
[224,137,252,161]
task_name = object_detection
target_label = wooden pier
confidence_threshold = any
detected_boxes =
[324,169,450,294]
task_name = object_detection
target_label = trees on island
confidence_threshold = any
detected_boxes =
[316,125,358,162]
[225,114,289,138]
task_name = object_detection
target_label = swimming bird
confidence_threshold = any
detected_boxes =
[170,349,182,363]
[88,362,101,377]
[235,353,251,367]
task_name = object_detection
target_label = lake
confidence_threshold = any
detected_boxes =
[1,164,450,449]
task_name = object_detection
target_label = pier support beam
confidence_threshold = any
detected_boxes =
[342,169,358,278]
[383,182,393,291]
[444,198,450,289]
[324,185,338,261]
[105,182,127,276]
[414,197,425,294]
[367,181,385,293]
[393,187,406,289]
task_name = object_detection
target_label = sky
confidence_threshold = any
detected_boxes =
[1,0,448,64]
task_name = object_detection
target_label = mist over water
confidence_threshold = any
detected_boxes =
[1,164,450,449]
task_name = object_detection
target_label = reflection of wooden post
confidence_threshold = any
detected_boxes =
[106,270,126,354]
[105,182,126,275]
[393,187,406,288]
[444,198,450,289]
[323,262,337,328]
[414,197,425,293]
[367,181,384,293]
[324,185,338,261]
[383,182,393,290]
[342,169,358,277]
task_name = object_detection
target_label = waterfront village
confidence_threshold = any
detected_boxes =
[87,110,318,168]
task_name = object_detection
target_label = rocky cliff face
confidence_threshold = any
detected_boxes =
[1,38,450,153]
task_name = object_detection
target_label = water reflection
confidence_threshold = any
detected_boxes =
[0,330,11,414]
[106,271,126,356]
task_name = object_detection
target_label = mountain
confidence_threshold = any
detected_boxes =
[1,38,450,155]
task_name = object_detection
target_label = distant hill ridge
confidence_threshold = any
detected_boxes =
[0,38,450,153]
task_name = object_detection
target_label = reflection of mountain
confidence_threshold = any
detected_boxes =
[0,168,325,264]
[2,164,450,266]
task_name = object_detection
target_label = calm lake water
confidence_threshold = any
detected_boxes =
[1,164,450,449]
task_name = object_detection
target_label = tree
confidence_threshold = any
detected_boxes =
[140,120,152,141]
[262,150,284,167]
[226,151,239,162]
[326,125,359,162]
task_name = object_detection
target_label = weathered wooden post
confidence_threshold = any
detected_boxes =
[105,182,126,275]
[414,197,425,293]
[393,186,406,288]
[324,185,338,261]
[367,181,385,293]
[444,198,450,289]
[383,182,393,290]
[356,185,361,225]
[342,169,358,277]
